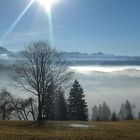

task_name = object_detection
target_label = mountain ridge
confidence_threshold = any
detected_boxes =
[1,46,140,58]
[0,47,140,66]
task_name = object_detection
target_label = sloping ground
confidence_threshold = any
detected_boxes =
[0,120,140,140]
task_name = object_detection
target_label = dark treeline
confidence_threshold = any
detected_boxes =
[91,100,138,121]
[0,80,88,121]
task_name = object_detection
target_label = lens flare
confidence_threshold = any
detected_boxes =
[37,0,58,13]
[36,0,59,44]
[1,0,59,46]
[2,0,35,40]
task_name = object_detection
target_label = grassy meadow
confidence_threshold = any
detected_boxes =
[0,121,139,140]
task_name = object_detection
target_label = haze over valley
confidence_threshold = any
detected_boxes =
[0,47,140,118]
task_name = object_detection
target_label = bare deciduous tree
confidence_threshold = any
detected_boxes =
[13,97,37,121]
[14,41,72,123]
[0,89,15,120]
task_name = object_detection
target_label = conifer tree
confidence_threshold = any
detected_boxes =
[138,112,140,120]
[42,78,55,120]
[124,100,134,120]
[55,87,67,120]
[111,112,118,121]
[91,105,98,121]
[119,100,135,120]
[98,104,102,121]
[119,103,126,120]
[101,102,111,121]
[68,80,88,121]
[98,102,111,121]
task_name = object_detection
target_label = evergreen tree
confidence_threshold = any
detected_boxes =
[68,80,88,121]
[118,103,125,120]
[111,112,118,121]
[138,112,140,120]
[98,102,111,121]
[98,104,102,121]
[101,102,111,121]
[119,100,135,120]
[124,100,134,120]
[42,78,55,120]
[91,105,98,121]
[55,87,67,120]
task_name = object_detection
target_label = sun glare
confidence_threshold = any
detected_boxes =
[37,0,58,13]
[36,0,59,44]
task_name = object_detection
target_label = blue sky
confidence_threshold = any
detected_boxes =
[0,0,140,55]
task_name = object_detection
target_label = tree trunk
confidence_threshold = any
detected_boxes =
[37,95,43,122]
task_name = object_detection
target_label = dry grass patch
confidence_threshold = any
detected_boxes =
[0,120,139,140]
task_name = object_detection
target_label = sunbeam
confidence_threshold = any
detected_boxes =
[37,0,59,13]
[48,10,53,44]
[36,0,59,45]
[1,0,59,46]
[2,0,35,41]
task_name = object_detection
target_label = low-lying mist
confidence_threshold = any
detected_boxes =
[0,65,140,119]
[71,66,140,118]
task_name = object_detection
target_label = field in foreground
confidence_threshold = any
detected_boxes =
[0,121,140,140]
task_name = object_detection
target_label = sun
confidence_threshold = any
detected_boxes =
[37,0,58,13]
[36,0,59,43]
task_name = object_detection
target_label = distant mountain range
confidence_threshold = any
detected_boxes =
[0,47,140,66]
[60,51,140,66]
